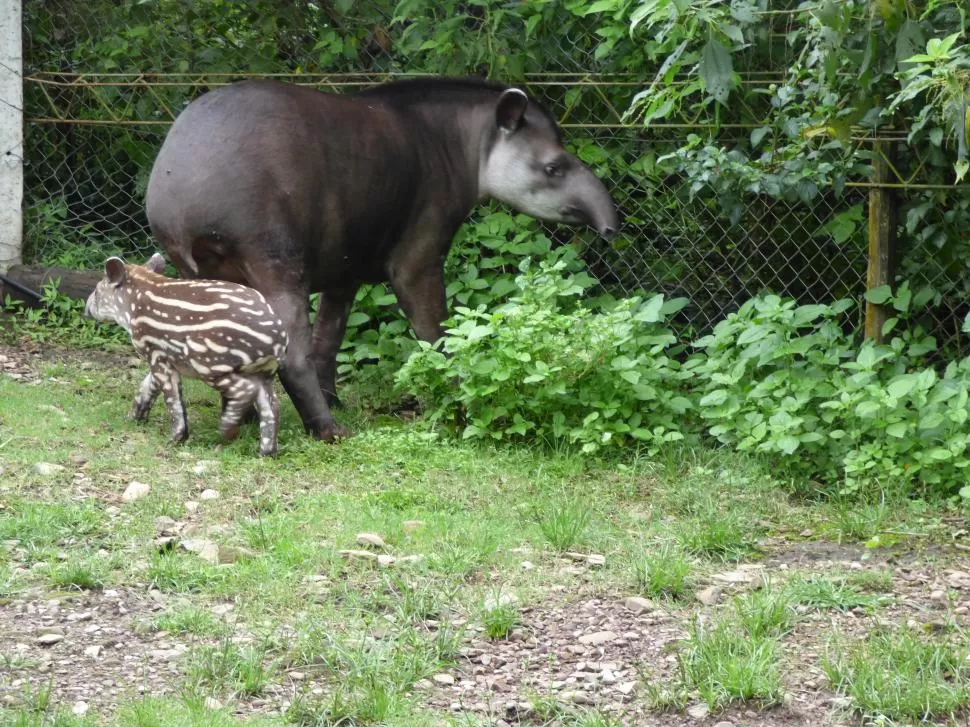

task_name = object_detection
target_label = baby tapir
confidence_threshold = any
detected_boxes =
[84,253,288,456]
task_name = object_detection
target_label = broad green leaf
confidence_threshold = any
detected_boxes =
[892,285,912,312]
[636,294,665,322]
[956,160,969,184]
[886,422,908,438]
[750,126,771,148]
[698,39,734,105]
[865,285,892,305]
[776,435,799,454]
[887,374,917,399]
[346,312,370,327]
[699,389,729,407]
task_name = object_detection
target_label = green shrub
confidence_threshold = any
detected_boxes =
[398,255,693,453]
[692,284,970,495]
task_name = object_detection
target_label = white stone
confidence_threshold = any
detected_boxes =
[199,489,220,501]
[72,701,88,716]
[578,631,616,646]
[356,533,386,548]
[122,481,151,503]
[33,462,65,476]
[84,645,102,658]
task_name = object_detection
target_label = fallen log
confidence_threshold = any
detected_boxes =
[0,265,104,308]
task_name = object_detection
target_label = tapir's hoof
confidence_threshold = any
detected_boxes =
[313,421,352,443]
[258,445,279,458]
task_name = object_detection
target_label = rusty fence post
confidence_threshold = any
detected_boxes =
[865,140,898,342]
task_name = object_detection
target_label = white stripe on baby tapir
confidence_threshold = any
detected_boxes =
[203,337,229,353]
[239,307,265,316]
[222,294,254,305]
[144,290,231,313]
[189,359,211,375]
[186,338,208,353]
[137,335,189,356]
[211,364,234,373]
[131,317,274,345]
[229,349,252,365]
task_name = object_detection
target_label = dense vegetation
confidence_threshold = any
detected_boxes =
[17,1,970,496]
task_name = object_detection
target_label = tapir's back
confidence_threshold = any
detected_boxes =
[126,269,288,377]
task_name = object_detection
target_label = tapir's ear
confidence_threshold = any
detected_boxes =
[145,253,166,274]
[495,88,529,133]
[105,257,127,287]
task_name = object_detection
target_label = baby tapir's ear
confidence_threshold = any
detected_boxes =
[145,253,166,274]
[105,257,127,287]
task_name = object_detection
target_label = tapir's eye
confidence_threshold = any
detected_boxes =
[544,163,563,178]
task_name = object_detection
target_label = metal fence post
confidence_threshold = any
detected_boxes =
[865,140,897,342]
[0,0,23,274]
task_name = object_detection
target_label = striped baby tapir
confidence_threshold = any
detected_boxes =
[84,253,289,456]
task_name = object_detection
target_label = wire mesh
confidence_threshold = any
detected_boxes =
[18,0,968,349]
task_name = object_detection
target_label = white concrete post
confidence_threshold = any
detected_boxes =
[0,0,23,273]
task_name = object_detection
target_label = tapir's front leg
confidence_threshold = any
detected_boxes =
[128,372,161,422]
[152,360,189,444]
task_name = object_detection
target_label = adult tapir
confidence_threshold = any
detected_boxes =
[145,76,619,442]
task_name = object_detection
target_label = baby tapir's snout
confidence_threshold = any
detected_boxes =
[88,253,289,456]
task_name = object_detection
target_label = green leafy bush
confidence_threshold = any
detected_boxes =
[398,255,693,453]
[692,284,970,495]
[335,209,594,410]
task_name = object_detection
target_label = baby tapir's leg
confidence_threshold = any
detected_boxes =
[213,374,260,445]
[129,372,161,422]
[152,360,188,444]
[255,380,281,457]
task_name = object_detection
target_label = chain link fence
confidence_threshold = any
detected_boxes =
[18,0,968,346]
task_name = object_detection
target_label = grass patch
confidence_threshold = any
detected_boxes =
[632,542,693,600]
[786,574,890,612]
[483,600,520,640]
[678,617,784,710]
[186,639,278,698]
[732,584,797,638]
[532,494,591,552]
[823,626,970,723]
[153,607,231,638]
[46,558,107,591]
[674,499,758,561]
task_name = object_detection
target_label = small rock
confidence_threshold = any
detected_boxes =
[713,722,735,727]
[36,633,64,646]
[180,538,220,564]
[72,701,89,716]
[564,552,587,562]
[203,697,223,710]
[356,533,386,548]
[339,549,378,563]
[122,481,151,503]
[566,644,586,655]
[126,356,142,368]
[616,681,636,695]
[520,560,535,570]
[199,489,220,501]
[289,671,306,681]
[799,529,813,538]
[184,501,200,514]
[105,505,121,517]
[84,645,102,658]
[687,703,710,719]
[154,516,181,536]
[695,586,722,606]
[33,462,66,476]
[586,554,606,567]
[578,631,616,646]
[377,554,396,568]
[622,596,653,614]
[561,690,594,706]
[211,603,234,616]
[70,455,88,466]
[432,673,456,686]
[930,589,947,604]
[402,520,425,533]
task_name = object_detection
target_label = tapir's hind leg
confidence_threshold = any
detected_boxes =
[254,380,281,457]
[264,287,350,442]
[213,374,259,444]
